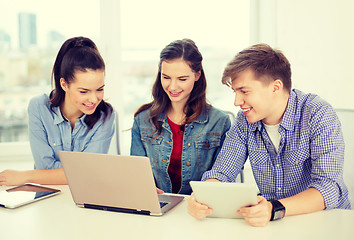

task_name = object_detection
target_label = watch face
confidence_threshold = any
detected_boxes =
[274,209,285,220]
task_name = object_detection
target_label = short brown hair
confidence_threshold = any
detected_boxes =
[222,43,292,92]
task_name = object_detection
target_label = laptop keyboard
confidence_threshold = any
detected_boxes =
[160,201,168,208]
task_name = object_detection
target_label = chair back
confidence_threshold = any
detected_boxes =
[223,110,244,183]
[108,111,120,155]
[336,108,354,206]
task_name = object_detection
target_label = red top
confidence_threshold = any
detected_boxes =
[167,117,184,193]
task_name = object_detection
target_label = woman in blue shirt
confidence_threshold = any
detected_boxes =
[0,37,115,186]
[131,39,231,194]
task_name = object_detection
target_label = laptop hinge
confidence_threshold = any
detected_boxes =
[150,212,163,216]
[84,203,151,215]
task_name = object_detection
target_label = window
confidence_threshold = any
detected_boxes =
[106,0,250,154]
[0,0,250,159]
[0,0,100,144]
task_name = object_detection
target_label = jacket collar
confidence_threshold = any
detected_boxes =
[157,108,209,126]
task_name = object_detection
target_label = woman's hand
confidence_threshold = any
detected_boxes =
[156,187,164,194]
[0,169,29,186]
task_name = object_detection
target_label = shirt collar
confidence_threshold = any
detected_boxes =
[52,105,87,126]
[279,90,297,131]
[52,105,66,125]
[249,90,297,132]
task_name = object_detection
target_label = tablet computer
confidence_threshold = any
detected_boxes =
[190,181,258,218]
[0,184,61,209]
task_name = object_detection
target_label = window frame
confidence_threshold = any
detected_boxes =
[0,0,257,161]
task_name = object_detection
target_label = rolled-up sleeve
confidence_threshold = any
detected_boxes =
[308,106,347,209]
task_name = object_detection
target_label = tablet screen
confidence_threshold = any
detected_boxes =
[0,184,61,208]
[190,181,258,218]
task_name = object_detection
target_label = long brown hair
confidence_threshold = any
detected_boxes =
[49,36,113,129]
[134,39,209,134]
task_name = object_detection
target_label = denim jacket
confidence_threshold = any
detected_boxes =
[130,106,231,194]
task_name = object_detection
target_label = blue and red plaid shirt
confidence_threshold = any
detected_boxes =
[202,89,351,209]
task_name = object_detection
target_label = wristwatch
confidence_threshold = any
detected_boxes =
[269,200,286,221]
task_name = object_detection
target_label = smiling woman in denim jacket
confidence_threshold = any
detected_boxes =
[130,39,231,194]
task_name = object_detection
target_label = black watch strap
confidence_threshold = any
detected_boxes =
[270,200,286,221]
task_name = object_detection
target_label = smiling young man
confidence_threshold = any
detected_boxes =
[187,43,351,226]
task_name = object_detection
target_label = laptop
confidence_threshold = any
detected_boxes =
[190,181,258,218]
[59,151,184,216]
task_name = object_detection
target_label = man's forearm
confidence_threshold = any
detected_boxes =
[279,187,325,216]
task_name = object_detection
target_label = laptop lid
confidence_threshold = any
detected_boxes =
[59,151,183,216]
[190,181,258,218]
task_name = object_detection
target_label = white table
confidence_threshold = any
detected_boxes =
[0,185,353,240]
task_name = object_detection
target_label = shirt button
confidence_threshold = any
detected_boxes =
[187,142,191,147]
[191,125,194,129]
[252,160,255,164]
[295,160,299,164]
[53,143,56,146]
[276,164,280,167]
[186,162,191,166]
[278,187,282,191]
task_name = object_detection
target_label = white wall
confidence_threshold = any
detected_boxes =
[250,0,354,198]
[275,0,354,109]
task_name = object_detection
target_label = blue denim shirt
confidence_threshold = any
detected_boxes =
[28,94,115,170]
[130,106,231,194]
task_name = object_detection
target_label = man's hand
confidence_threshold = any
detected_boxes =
[187,193,213,220]
[237,196,272,227]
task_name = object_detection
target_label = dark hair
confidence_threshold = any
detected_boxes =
[134,38,209,134]
[222,43,292,92]
[49,36,113,129]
